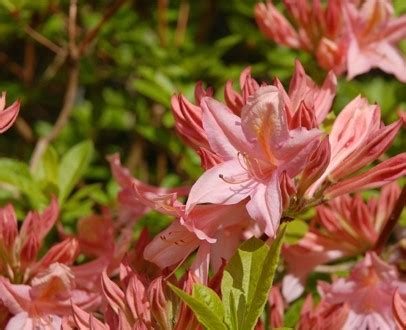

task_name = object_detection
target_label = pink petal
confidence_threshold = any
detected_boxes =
[143,220,199,269]
[101,271,126,314]
[186,159,254,212]
[0,96,20,134]
[241,86,289,162]
[201,97,251,159]
[245,172,281,237]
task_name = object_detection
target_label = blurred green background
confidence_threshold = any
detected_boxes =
[0,0,404,224]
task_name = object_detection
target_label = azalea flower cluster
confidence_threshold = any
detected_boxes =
[255,0,406,81]
[0,13,405,329]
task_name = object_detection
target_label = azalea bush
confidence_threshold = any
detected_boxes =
[0,0,405,329]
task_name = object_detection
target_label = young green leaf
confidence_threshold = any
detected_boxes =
[221,224,287,330]
[168,283,227,330]
[0,158,48,209]
[58,140,94,204]
[35,146,59,184]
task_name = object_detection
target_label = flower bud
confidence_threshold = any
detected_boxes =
[0,204,17,251]
[298,138,331,197]
[148,277,171,330]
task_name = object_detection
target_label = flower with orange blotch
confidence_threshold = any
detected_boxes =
[171,62,336,171]
[0,92,19,134]
[0,263,99,330]
[255,0,347,74]
[282,182,400,302]
[255,0,406,81]
[320,252,406,329]
[344,0,406,81]
[186,85,321,238]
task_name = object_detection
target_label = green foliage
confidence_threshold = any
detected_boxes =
[0,158,48,209]
[57,140,94,203]
[170,224,287,330]
[169,283,227,330]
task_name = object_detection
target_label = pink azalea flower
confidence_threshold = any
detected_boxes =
[186,85,321,237]
[320,252,406,329]
[0,92,20,134]
[344,0,406,81]
[131,184,255,282]
[282,182,400,302]
[0,263,98,329]
[255,0,348,74]
[255,0,406,81]
[171,62,336,170]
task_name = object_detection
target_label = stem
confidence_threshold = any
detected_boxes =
[373,184,406,254]
[29,62,79,171]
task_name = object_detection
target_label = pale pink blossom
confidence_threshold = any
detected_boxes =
[320,252,406,329]
[283,182,400,301]
[186,85,321,237]
[0,263,98,329]
[133,184,255,282]
[255,0,406,81]
[255,0,347,74]
[344,0,406,81]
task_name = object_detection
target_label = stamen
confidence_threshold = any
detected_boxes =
[219,174,250,184]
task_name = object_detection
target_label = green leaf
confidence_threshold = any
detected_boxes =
[34,146,59,185]
[58,140,94,203]
[221,224,287,330]
[193,284,225,320]
[169,283,227,330]
[0,158,48,209]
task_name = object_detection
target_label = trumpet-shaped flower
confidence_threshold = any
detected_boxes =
[186,86,321,237]
[255,0,406,81]
[0,263,98,329]
[282,182,400,302]
[320,252,406,329]
[344,0,406,81]
[171,63,336,170]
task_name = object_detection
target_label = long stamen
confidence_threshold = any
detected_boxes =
[219,173,250,184]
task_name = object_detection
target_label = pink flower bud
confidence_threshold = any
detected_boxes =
[148,277,170,330]
[330,119,402,180]
[20,233,39,266]
[289,101,318,130]
[34,238,79,272]
[326,153,406,198]
[298,138,331,197]
[0,204,17,251]
[279,171,296,210]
